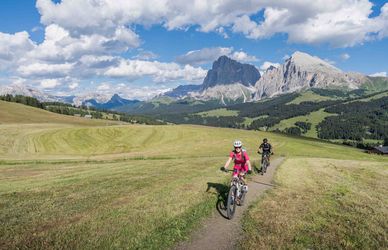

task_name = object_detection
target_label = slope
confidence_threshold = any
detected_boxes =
[0,100,119,126]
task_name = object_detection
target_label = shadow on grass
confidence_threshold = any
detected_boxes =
[206,182,229,219]
[252,161,262,174]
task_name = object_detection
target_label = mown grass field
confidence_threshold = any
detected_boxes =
[0,101,387,249]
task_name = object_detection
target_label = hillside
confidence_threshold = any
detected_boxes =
[1,98,387,249]
[141,89,388,146]
[0,100,119,126]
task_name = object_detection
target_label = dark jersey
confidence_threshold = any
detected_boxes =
[259,143,272,154]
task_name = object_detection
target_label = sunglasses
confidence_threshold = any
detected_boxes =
[234,147,241,149]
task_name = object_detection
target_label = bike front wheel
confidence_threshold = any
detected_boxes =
[226,185,237,219]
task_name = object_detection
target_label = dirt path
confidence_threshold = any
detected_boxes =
[175,157,285,250]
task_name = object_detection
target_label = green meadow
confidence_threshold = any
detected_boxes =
[0,100,386,249]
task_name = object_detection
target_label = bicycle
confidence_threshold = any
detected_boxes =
[260,153,270,175]
[221,168,248,219]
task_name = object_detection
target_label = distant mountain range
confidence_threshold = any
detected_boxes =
[164,51,384,104]
[1,51,387,111]
[0,84,139,109]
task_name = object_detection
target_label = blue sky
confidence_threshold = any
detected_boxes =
[0,0,387,99]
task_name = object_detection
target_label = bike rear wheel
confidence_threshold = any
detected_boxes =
[262,157,268,175]
[226,185,237,219]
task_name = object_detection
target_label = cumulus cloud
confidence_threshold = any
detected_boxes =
[105,59,207,83]
[132,50,159,60]
[40,79,61,88]
[176,47,257,65]
[230,51,258,62]
[17,62,74,78]
[340,53,350,61]
[0,31,36,70]
[68,82,79,90]
[260,61,280,71]
[97,83,111,91]
[369,72,387,77]
[33,0,388,48]
[176,47,232,65]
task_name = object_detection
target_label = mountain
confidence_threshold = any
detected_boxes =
[0,83,59,102]
[81,94,140,110]
[254,51,368,99]
[190,83,256,105]
[164,84,202,98]
[202,55,261,89]
[163,56,260,103]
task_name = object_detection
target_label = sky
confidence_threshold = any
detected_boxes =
[0,0,387,100]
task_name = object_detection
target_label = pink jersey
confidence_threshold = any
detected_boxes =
[229,150,249,175]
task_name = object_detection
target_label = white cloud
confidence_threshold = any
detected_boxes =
[340,53,350,61]
[176,47,257,65]
[132,50,159,60]
[34,0,388,48]
[369,72,387,77]
[0,31,36,70]
[17,62,74,78]
[97,83,111,91]
[176,47,232,65]
[230,51,258,63]
[116,85,171,100]
[105,59,207,83]
[40,79,61,89]
[69,82,79,90]
[260,61,280,71]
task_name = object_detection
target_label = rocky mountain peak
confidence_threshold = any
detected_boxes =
[288,51,341,73]
[202,56,260,89]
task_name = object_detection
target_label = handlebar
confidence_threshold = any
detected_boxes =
[220,167,252,174]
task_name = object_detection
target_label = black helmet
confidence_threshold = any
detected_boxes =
[263,138,268,142]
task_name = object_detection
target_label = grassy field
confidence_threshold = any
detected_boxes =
[196,108,239,117]
[0,101,387,249]
[270,108,336,138]
[286,90,334,105]
[242,158,387,249]
[0,100,119,126]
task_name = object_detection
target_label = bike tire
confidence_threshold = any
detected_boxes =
[226,185,237,219]
[240,191,246,206]
[261,162,265,175]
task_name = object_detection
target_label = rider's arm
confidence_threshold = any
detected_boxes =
[224,157,233,170]
[246,160,252,171]
[257,144,263,154]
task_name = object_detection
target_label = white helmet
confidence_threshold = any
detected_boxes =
[233,140,242,148]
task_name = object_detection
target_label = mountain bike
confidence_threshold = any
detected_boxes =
[260,153,270,175]
[222,169,248,219]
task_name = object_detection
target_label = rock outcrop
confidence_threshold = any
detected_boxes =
[254,51,367,99]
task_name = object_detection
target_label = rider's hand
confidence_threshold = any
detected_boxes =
[220,166,225,171]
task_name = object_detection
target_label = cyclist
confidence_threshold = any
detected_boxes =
[223,140,252,180]
[258,138,273,166]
